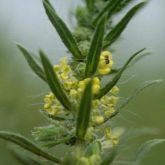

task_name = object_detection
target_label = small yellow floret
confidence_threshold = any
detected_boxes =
[111,136,119,145]
[93,116,104,125]
[60,73,68,80]
[111,86,120,95]
[104,108,115,118]
[98,51,113,75]
[93,77,100,84]
[92,84,100,94]
[84,127,94,141]
[69,89,78,97]
[44,103,51,109]
[105,128,112,139]
[92,99,100,108]
[53,65,59,71]
[109,96,119,105]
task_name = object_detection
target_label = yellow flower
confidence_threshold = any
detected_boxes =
[84,127,94,141]
[92,116,104,125]
[92,99,100,108]
[109,96,119,105]
[53,65,59,71]
[111,136,119,145]
[111,86,120,95]
[105,128,112,139]
[104,108,115,118]
[78,77,100,95]
[69,89,78,97]
[98,51,113,75]
[44,103,51,109]
[92,77,101,94]
[50,105,61,115]
[60,73,68,80]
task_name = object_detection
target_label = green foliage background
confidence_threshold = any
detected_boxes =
[0,0,165,164]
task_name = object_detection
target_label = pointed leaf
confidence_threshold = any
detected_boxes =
[43,0,82,59]
[113,0,134,14]
[118,79,163,110]
[104,2,147,48]
[9,147,41,165]
[134,139,165,165]
[103,80,162,123]
[85,0,95,11]
[76,80,93,139]
[40,51,72,111]
[93,0,121,25]
[95,48,146,99]
[41,136,74,148]
[85,17,105,77]
[101,148,116,165]
[17,44,46,82]
[0,131,61,164]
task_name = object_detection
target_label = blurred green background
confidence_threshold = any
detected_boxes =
[0,0,164,164]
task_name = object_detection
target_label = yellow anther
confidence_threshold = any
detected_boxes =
[93,77,100,84]
[93,116,104,125]
[79,81,86,88]
[46,92,54,100]
[92,84,100,94]
[109,96,119,105]
[53,65,59,71]
[101,51,112,59]
[98,51,113,75]
[84,78,91,83]
[111,86,120,95]
[92,99,100,107]
[64,81,74,90]
[69,89,78,97]
[98,68,111,75]
[111,136,119,145]
[44,97,51,103]
[104,110,112,118]
[60,73,68,80]
[105,128,112,139]
[84,127,94,141]
[44,103,51,109]
[50,106,61,115]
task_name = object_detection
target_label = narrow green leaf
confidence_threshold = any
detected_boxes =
[85,17,105,77]
[95,48,146,99]
[76,80,93,139]
[134,139,165,165]
[103,80,162,123]
[17,44,46,82]
[119,128,160,146]
[101,148,116,165]
[41,136,74,148]
[111,0,134,14]
[0,131,61,164]
[43,0,82,59]
[118,79,163,110]
[104,2,147,48]
[85,0,95,11]
[40,50,72,111]
[9,147,41,165]
[93,0,121,25]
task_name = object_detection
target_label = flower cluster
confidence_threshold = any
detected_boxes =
[43,51,120,143]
